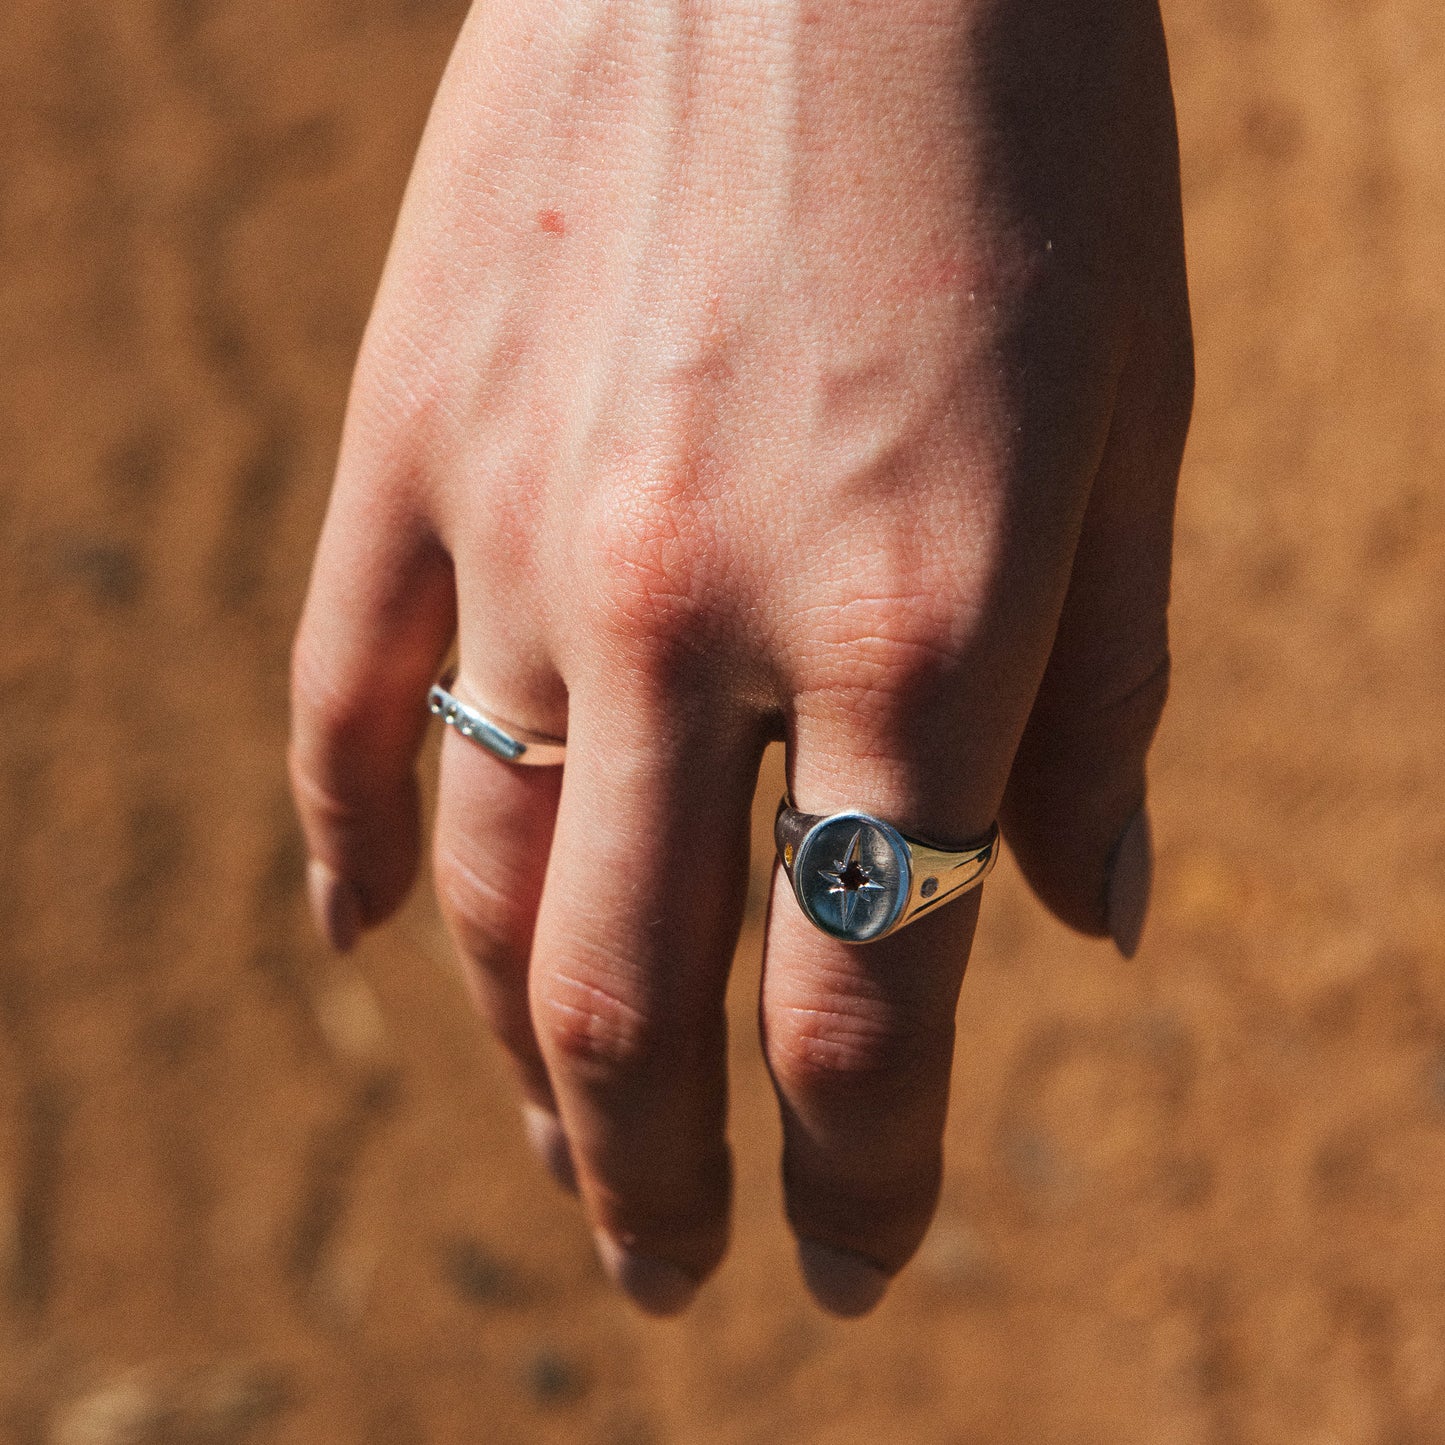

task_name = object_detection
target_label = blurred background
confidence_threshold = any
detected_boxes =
[1,0,1442,1441]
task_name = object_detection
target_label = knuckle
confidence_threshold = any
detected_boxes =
[769,999,933,1102]
[287,705,395,836]
[1118,648,1172,758]
[585,484,712,653]
[287,745,361,833]
[850,608,962,683]
[1093,647,1172,744]
[432,845,531,966]
[1021,648,1171,791]
[804,529,973,669]
[290,632,359,751]
[1039,627,1171,725]
[801,583,972,723]
[536,959,667,1081]
[287,690,384,833]
[289,631,401,807]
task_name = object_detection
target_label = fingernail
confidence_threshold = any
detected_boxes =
[797,1238,890,1318]
[307,858,362,953]
[593,1234,698,1318]
[1106,807,1153,960]
[521,1103,578,1195]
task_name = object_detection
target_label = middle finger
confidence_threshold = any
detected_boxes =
[528,670,763,1316]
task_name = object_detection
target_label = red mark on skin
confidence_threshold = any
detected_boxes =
[906,232,972,296]
[914,255,969,294]
[537,208,566,236]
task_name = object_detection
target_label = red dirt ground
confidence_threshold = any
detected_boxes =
[1,1,1443,1441]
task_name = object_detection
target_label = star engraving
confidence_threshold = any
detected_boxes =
[820,830,885,929]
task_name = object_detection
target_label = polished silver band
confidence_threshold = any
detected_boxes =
[428,671,567,766]
[775,797,999,943]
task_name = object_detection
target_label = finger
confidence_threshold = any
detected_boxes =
[1001,317,1193,957]
[529,680,760,1316]
[762,697,999,1318]
[290,475,455,950]
[431,720,572,1189]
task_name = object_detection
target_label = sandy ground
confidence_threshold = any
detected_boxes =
[1,0,1443,1441]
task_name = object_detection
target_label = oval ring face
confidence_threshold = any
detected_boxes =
[793,814,911,943]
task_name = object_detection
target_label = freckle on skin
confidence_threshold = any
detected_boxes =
[538,208,566,236]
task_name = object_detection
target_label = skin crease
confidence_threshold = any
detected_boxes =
[290,0,1193,1315]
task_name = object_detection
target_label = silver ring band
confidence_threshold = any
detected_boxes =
[428,671,567,766]
[775,797,998,943]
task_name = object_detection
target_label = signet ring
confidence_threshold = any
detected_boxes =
[774,797,999,944]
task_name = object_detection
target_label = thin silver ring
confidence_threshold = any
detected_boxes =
[428,671,566,766]
[775,797,998,943]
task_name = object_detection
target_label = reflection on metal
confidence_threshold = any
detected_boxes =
[775,798,998,944]
[428,671,567,767]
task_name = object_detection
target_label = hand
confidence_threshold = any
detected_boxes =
[290,0,1192,1317]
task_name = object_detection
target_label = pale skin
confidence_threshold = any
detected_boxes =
[290,0,1193,1317]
